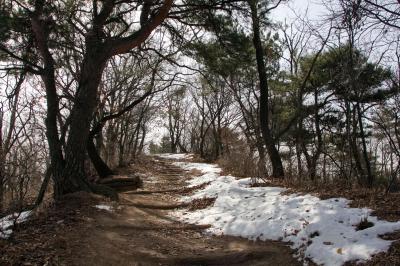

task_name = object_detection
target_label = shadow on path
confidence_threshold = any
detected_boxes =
[69,156,300,266]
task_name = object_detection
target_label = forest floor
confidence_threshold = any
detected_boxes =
[0,155,299,266]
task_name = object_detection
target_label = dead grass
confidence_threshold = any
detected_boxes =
[188,197,216,211]
[187,168,203,177]
[217,153,258,178]
[177,182,211,196]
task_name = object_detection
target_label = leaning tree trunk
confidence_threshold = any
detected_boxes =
[87,136,114,178]
[61,49,107,194]
[42,58,67,198]
[249,0,284,178]
[32,12,71,198]
[138,125,147,155]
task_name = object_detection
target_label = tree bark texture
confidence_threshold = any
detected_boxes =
[29,0,172,198]
[248,0,284,178]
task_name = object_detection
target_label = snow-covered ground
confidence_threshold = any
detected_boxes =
[173,161,221,187]
[155,153,193,160]
[172,161,400,266]
[0,211,32,239]
[94,204,113,211]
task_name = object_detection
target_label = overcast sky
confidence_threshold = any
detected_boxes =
[272,0,325,23]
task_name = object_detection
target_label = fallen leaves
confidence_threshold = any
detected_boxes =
[189,197,217,211]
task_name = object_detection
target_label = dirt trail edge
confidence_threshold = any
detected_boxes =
[69,156,300,266]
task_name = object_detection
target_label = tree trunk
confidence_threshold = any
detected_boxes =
[171,142,178,153]
[138,125,146,155]
[350,107,366,183]
[0,164,4,213]
[256,141,267,176]
[61,50,107,194]
[307,88,324,181]
[301,140,314,181]
[178,140,188,153]
[42,62,66,198]
[249,0,284,178]
[32,166,52,208]
[356,103,374,186]
[0,110,4,213]
[32,13,71,198]
[87,136,114,178]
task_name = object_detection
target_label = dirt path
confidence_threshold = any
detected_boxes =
[69,156,299,266]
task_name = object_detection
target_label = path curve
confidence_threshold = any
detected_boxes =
[70,156,299,266]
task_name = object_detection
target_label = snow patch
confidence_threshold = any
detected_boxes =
[172,162,400,266]
[173,162,222,188]
[155,153,193,160]
[0,210,32,239]
[94,204,113,211]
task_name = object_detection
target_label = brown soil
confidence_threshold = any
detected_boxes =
[1,156,299,266]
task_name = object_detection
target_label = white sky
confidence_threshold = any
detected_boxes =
[271,0,326,23]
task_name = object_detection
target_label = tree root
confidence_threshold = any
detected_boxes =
[98,176,142,192]
[90,183,119,201]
